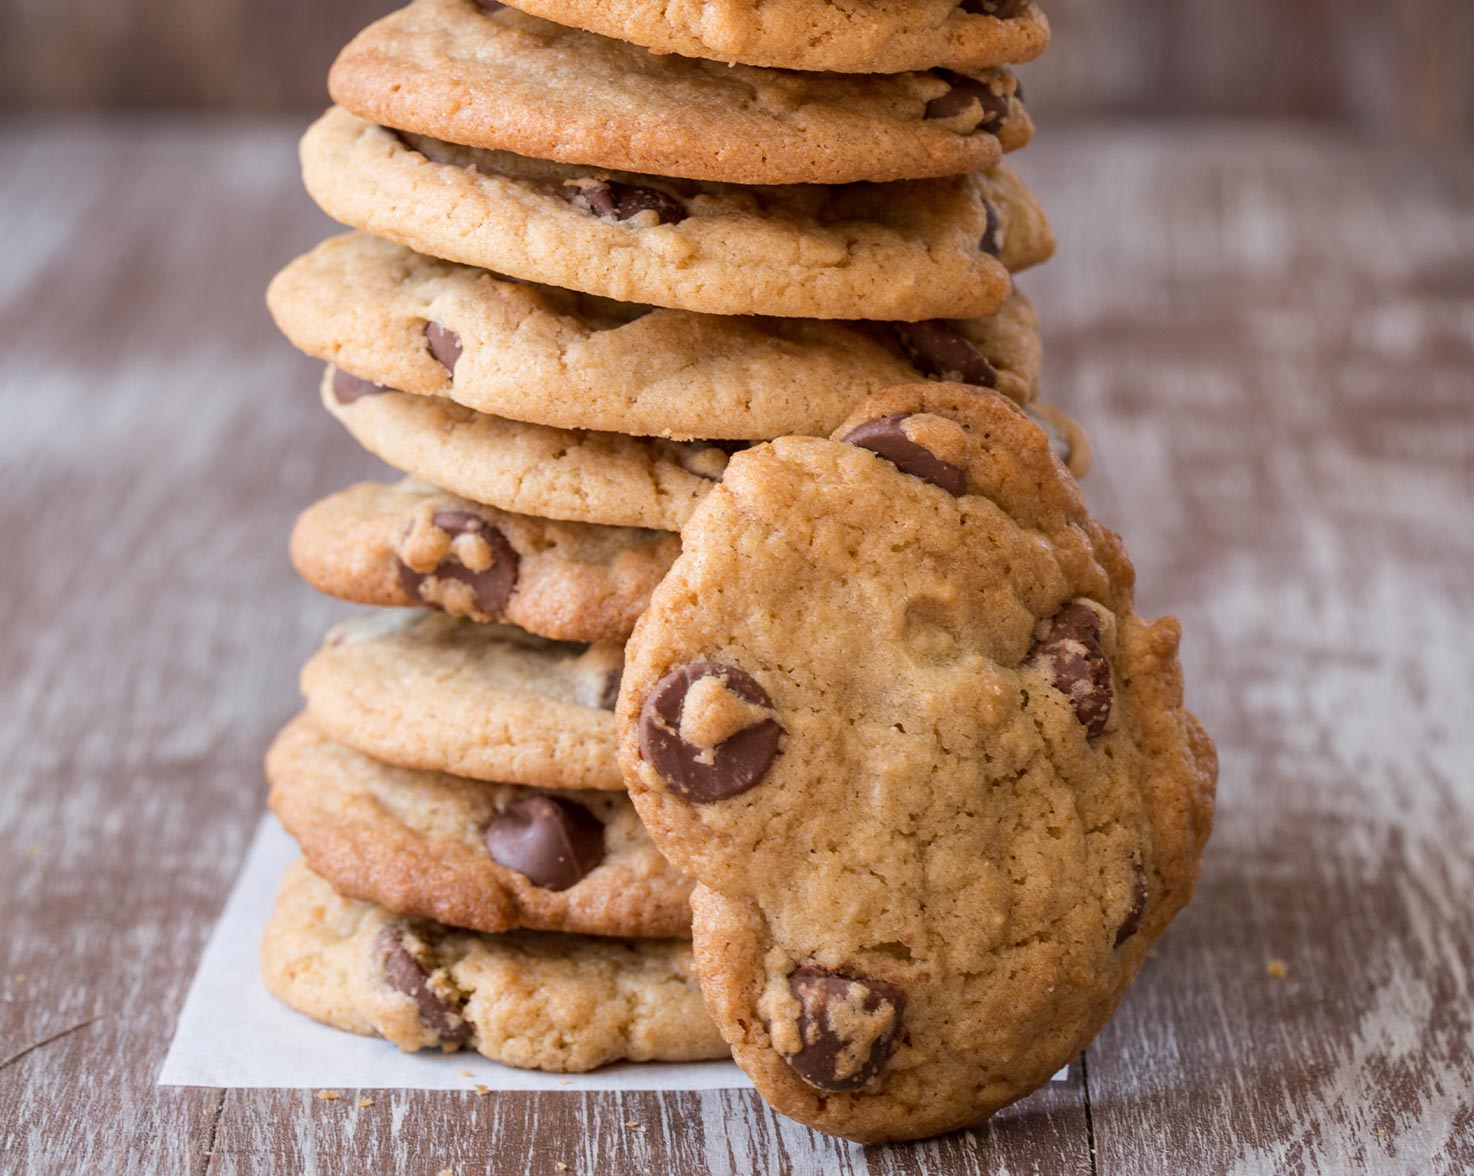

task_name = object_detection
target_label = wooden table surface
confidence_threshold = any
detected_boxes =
[1,116,1470,1175]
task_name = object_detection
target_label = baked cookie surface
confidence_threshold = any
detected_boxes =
[289,477,678,641]
[320,368,728,531]
[262,860,726,1070]
[301,107,1054,320]
[617,385,1216,1141]
[320,367,1088,530]
[301,610,625,791]
[329,0,1032,185]
[268,714,693,938]
[486,0,1049,74]
[271,233,1043,440]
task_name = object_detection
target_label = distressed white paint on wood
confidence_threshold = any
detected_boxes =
[0,120,1470,1174]
[1020,130,1474,1176]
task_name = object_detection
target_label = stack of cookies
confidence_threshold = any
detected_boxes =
[260,0,1216,1141]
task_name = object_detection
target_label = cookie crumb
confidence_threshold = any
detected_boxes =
[556,1164,569,1172]
[358,1098,375,1108]
[316,1090,341,1101]
[1265,959,1288,980]
[625,1120,639,1128]
[475,1084,491,1096]
[559,1078,572,1086]
[459,1068,473,1077]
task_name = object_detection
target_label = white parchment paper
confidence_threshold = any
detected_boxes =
[159,816,1066,1091]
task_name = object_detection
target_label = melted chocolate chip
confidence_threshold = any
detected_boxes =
[842,414,966,497]
[784,967,906,1093]
[332,369,391,405]
[638,663,782,802]
[397,511,520,620]
[980,201,1004,258]
[924,70,1011,134]
[572,180,686,226]
[598,667,623,711]
[961,0,1028,16]
[483,795,605,891]
[425,322,463,374]
[890,320,999,388]
[471,0,505,10]
[1028,602,1113,737]
[374,925,471,1045]
[1115,859,1148,947]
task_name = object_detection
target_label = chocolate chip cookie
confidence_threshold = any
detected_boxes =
[617,384,1217,1141]
[262,860,726,1069]
[301,610,625,791]
[321,367,1089,530]
[301,107,1053,320]
[330,0,1032,185]
[268,713,694,938]
[487,0,1049,74]
[271,233,1043,441]
[320,368,728,531]
[290,477,679,640]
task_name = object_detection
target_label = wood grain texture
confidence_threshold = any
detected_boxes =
[0,118,1471,1173]
[1,0,1472,142]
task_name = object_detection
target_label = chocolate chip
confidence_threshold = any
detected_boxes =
[483,795,605,891]
[571,180,686,226]
[1115,858,1148,947]
[962,0,1028,16]
[980,201,1004,258]
[471,0,505,10]
[396,511,520,620]
[599,667,622,711]
[374,925,471,1045]
[638,663,782,802]
[332,369,390,405]
[424,322,463,374]
[890,321,998,388]
[1027,602,1113,737]
[784,967,905,1093]
[842,414,966,497]
[925,70,1011,134]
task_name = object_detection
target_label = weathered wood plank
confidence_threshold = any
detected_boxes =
[0,119,1470,1174]
[0,118,361,1176]
[2,1,1472,144]
[1019,131,1474,1176]
[206,1079,1089,1175]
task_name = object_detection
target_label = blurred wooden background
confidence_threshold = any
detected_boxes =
[1,0,1470,142]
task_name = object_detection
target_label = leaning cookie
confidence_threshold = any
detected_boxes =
[262,861,726,1069]
[488,0,1048,74]
[301,107,1053,320]
[617,384,1216,1141]
[329,0,1031,186]
[270,233,1042,440]
[290,477,679,640]
[268,714,693,938]
[301,610,624,791]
